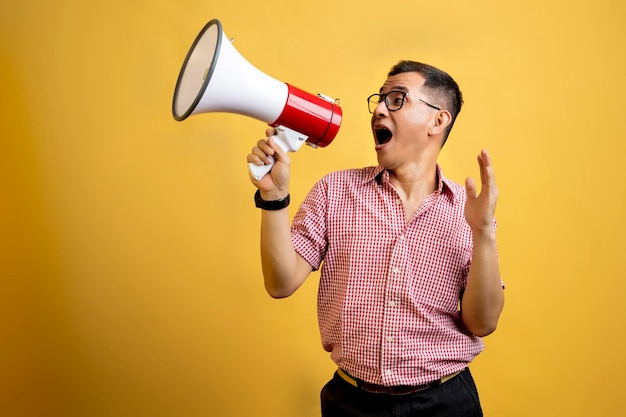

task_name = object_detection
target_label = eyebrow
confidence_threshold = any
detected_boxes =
[379,85,409,94]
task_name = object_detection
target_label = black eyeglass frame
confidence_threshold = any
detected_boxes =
[367,91,441,113]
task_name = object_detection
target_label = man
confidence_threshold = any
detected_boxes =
[247,60,504,417]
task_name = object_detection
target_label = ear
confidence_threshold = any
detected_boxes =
[428,110,452,137]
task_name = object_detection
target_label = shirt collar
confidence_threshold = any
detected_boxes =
[363,164,459,201]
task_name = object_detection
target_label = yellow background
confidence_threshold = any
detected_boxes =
[2,0,625,416]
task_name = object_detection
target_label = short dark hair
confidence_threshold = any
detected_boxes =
[388,60,463,145]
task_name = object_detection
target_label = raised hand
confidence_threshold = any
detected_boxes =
[464,149,498,234]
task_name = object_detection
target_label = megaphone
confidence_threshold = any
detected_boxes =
[172,19,342,180]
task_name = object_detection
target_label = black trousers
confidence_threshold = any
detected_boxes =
[320,368,483,417]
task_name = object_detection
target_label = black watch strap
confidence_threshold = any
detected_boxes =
[254,189,290,210]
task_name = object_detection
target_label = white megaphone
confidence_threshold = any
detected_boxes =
[172,19,342,180]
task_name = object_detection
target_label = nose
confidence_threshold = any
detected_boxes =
[370,105,387,126]
[373,100,388,117]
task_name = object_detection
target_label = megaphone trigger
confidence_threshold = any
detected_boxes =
[248,126,308,180]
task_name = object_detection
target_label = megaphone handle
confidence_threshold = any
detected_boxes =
[248,126,309,180]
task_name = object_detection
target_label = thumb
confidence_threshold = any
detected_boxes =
[465,177,477,199]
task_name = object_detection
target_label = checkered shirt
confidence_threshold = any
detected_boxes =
[291,165,487,386]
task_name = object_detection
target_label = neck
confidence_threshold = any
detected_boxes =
[388,161,438,202]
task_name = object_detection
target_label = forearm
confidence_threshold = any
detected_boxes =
[461,230,504,337]
[248,132,310,297]
[259,206,310,298]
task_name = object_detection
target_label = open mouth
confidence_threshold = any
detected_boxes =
[375,127,392,145]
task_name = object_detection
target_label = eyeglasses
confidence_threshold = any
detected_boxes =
[367,90,441,114]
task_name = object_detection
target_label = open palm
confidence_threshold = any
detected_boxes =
[465,149,498,233]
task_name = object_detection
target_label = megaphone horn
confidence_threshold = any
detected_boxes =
[172,19,342,180]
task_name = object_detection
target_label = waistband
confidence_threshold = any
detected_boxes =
[336,368,463,395]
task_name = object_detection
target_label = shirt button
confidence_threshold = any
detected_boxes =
[395,199,402,205]
[388,300,396,307]
[386,336,394,342]
[386,370,393,376]
[392,267,400,273]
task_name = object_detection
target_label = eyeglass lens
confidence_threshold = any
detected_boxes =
[368,91,406,113]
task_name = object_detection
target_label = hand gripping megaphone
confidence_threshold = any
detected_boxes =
[172,19,342,180]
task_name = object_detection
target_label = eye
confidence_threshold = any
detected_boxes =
[387,92,405,107]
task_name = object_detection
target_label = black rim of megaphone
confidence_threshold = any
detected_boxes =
[172,19,223,121]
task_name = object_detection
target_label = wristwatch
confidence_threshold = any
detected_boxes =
[254,189,290,210]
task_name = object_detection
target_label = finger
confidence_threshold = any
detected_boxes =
[465,176,477,199]
[478,150,499,204]
[480,148,492,166]
[247,151,269,166]
[256,138,274,155]
[250,141,274,165]
[480,149,497,188]
[478,151,486,185]
[267,135,289,163]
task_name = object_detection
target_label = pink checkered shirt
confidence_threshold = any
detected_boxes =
[291,165,487,386]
